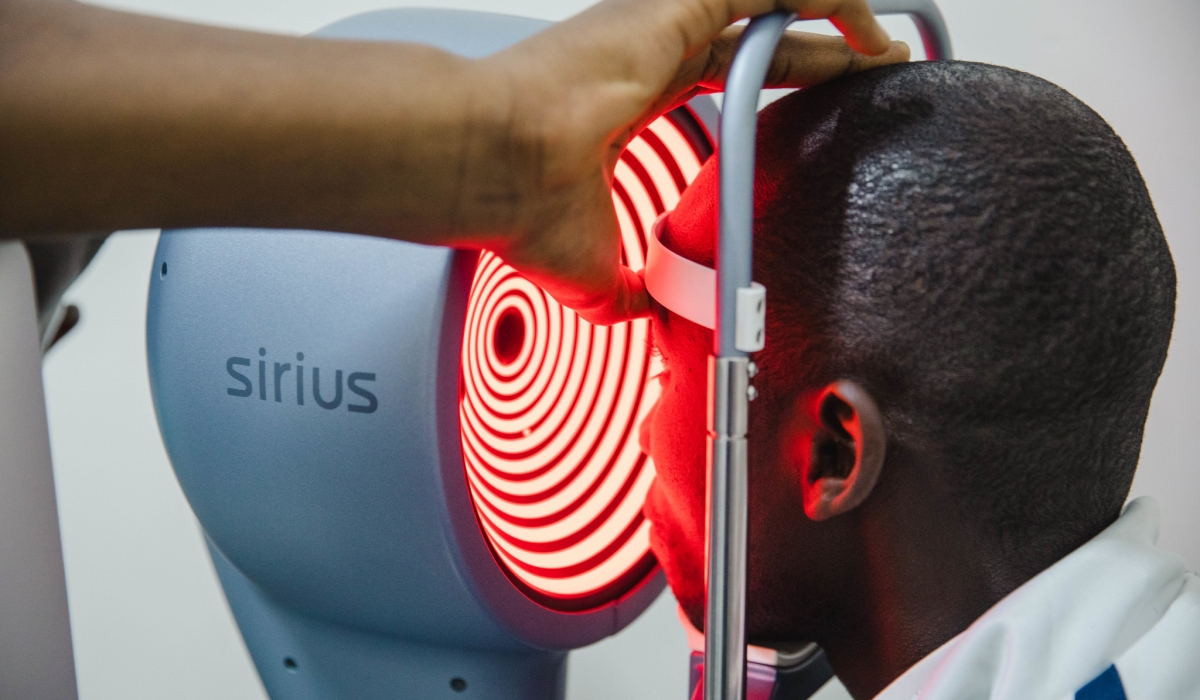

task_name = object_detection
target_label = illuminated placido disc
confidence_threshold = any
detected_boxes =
[459,108,712,610]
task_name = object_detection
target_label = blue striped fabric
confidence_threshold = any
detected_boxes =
[1076,665,1127,700]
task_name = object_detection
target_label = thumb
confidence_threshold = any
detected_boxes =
[562,264,650,326]
[614,264,651,323]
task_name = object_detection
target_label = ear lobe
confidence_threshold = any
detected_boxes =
[801,381,887,522]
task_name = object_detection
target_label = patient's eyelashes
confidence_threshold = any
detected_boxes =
[646,328,662,359]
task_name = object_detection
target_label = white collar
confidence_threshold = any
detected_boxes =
[872,636,956,700]
[874,497,1191,700]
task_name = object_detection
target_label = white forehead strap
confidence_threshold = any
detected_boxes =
[644,213,716,329]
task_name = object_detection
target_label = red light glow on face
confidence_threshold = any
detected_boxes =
[459,110,710,609]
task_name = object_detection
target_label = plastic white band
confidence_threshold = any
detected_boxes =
[644,213,717,329]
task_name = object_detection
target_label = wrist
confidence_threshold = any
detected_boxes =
[439,57,556,252]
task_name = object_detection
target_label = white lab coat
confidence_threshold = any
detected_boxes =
[875,497,1200,700]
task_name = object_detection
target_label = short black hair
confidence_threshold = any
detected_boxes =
[749,61,1175,557]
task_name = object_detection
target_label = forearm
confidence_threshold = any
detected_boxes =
[0,0,524,244]
[0,0,904,323]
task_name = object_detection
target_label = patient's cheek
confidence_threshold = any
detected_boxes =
[644,391,708,615]
[653,397,707,529]
[646,483,706,616]
[644,309,711,615]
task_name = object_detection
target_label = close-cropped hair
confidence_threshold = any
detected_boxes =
[743,61,1175,557]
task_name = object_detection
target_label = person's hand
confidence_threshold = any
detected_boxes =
[1,0,905,308]
[482,0,910,325]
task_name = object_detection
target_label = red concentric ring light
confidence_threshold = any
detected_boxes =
[460,108,712,610]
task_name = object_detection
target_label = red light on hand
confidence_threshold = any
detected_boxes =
[460,112,708,609]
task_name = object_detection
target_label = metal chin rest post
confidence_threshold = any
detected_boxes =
[702,4,953,699]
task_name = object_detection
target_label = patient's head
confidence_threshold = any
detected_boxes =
[641,61,1175,657]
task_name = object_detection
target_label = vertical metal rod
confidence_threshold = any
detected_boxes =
[706,12,794,700]
[705,355,750,700]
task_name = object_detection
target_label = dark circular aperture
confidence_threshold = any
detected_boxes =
[493,307,525,365]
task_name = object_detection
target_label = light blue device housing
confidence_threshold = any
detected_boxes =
[145,10,673,700]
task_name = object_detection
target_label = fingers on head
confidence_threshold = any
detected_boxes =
[687,0,886,50]
[759,33,907,89]
[795,0,892,55]
[678,0,889,56]
[887,40,912,63]
[707,17,904,89]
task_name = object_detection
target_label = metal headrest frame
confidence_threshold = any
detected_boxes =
[705,5,952,700]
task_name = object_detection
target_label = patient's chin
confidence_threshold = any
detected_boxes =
[649,521,705,624]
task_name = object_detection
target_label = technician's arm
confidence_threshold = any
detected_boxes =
[0,0,907,323]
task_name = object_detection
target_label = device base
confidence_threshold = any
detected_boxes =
[208,539,566,700]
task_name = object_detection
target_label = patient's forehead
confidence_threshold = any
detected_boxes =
[662,156,718,268]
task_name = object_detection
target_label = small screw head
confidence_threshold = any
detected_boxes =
[450,678,467,692]
[747,385,758,401]
[747,362,758,378]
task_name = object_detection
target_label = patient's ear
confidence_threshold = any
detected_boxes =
[788,381,886,521]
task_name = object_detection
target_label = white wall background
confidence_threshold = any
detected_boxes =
[42,1,1198,699]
